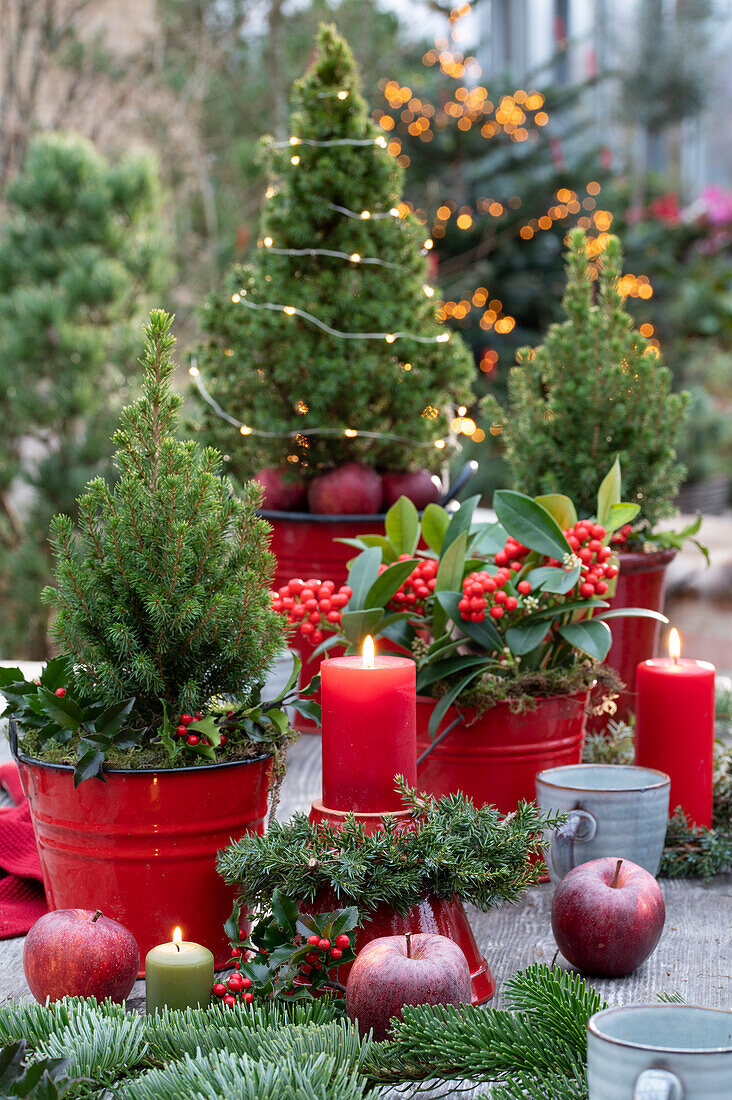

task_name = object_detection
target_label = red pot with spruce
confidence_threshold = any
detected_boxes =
[599,547,676,723]
[415,691,589,815]
[10,720,270,975]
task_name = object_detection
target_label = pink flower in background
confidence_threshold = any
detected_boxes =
[699,186,732,225]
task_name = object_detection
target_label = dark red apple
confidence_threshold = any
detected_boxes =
[382,470,442,510]
[24,908,140,1003]
[307,463,383,515]
[254,466,307,511]
[551,857,665,977]
[345,932,471,1040]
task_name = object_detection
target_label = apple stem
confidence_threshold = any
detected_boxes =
[611,859,623,888]
[405,932,412,959]
[91,910,102,922]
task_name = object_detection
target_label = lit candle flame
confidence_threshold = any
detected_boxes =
[173,926,182,948]
[362,635,375,669]
[668,628,681,662]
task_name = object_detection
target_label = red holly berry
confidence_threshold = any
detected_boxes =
[517,580,531,595]
[300,963,312,975]
[176,725,187,736]
[231,947,242,957]
[240,976,252,989]
[180,714,193,725]
[219,734,227,747]
[213,982,227,998]
[227,975,242,991]
[335,934,351,949]
[579,582,595,598]
[244,991,254,1004]
[595,581,608,595]
[54,688,66,697]
[305,952,319,964]
[490,606,504,619]
[307,934,320,947]
[223,995,236,1008]
[318,938,330,951]
[194,711,202,720]
[187,734,200,746]
[330,947,343,960]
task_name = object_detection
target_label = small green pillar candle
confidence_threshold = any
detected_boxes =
[145,930,214,1014]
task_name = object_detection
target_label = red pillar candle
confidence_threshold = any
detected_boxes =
[635,629,715,827]
[321,637,416,813]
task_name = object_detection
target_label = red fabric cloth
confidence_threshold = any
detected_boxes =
[0,762,47,937]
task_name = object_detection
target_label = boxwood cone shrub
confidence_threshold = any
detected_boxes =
[486,228,689,530]
[0,132,170,657]
[194,24,474,483]
[1,311,289,782]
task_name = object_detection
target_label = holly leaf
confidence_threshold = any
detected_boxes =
[505,620,550,655]
[225,898,242,944]
[335,535,398,564]
[526,565,581,594]
[339,608,384,647]
[38,657,73,694]
[364,558,419,610]
[434,590,504,653]
[271,890,299,936]
[73,746,106,787]
[604,502,640,542]
[36,688,84,731]
[93,698,135,740]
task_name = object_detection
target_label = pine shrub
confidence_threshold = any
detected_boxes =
[486,228,688,528]
[0,132,170,657]
[195,24,474,481]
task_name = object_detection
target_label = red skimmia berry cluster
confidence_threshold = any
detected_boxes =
[553,520,618,598]
[271,578,352,645]
[610,523,634,547]
[458,567,519,622]
[383,554,438,615]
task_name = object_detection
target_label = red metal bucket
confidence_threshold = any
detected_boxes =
[602,548,676,721]
[307,888,494,1006]
[12,733,271,974]
[262,511,387,593]
[416,691,588,814]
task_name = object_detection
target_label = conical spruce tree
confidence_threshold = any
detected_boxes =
[195,24,474,481]
[486,228,689,527]
[42,311,287,733]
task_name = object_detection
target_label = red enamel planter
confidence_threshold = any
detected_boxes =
[262,510,388,593]
[602,548,676,721]
[11,723,271,974]
[416,691,588,814]
[306,887,494,1006]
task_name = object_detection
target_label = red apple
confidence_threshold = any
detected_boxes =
[551,857,665,977]
[307,463,383,515]
[345,932,471,1040]
[382,470,442,510]
[254,467,307,511]
[23,908,140,1004]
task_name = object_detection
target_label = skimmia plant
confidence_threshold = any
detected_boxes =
[271,460,666,731]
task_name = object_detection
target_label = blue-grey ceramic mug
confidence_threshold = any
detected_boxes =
[587,1004,732,1098]
[535,763,671,883]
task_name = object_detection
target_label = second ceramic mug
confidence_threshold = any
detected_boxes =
[535,763,671,882]
[587,1004,732,1098]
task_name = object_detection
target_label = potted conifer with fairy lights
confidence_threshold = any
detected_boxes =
[0,311,308,968]
[193,25,474,593]
[485,228,696,715]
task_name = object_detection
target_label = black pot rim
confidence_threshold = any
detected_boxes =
[8,717,272,776]
[259,508,388,523]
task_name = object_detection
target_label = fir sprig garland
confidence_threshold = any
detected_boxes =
[217,779,562,915]
[0,965,603,1099]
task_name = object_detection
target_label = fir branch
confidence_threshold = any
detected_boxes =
[121,1050,369,1100]
[659,807,732,880]
[218,781,560,915]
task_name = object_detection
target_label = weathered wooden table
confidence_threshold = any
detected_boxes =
[1,733,730,1014]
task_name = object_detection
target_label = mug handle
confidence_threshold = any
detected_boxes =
[550,808,597,880]
[633,1068,683,1099]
